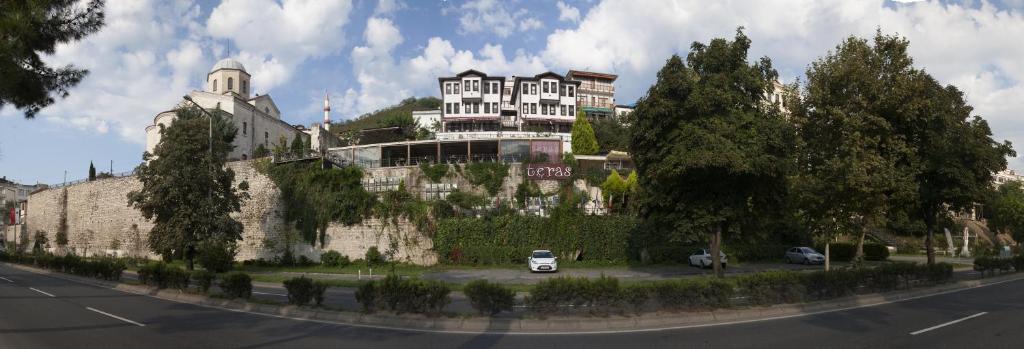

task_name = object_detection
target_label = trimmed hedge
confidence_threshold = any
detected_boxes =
[283,276,328,306]
[13,253,126,281]
[320,251,351,268]
[463,280,516,315]
[355,274,450,314]
[220,272,252,299]
[974,256,1021,276]
[434,215,636,264]
[192,270,216,293]
[138,262,190,289]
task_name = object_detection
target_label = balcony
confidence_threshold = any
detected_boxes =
[577,82,615,94]
[578,101,615,110]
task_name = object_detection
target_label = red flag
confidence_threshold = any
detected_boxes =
[8,208,14,225]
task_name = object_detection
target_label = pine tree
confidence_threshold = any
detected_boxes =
[88,161,96,181]
[0,0,105,118]
[290,135,304,157]
[571,110,599,155]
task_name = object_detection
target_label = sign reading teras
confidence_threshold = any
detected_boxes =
[526,164,573,180]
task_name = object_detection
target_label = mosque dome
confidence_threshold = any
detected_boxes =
[210,58,247,73]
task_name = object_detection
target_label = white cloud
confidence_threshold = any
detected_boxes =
[9,0,211,143]
[538,0,1024,168]
[206,0,354,91]
[457,0,544,38]
[557,1,580,23]
[374,0,406,15]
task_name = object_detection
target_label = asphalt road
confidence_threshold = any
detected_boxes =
[2,263,1022,348]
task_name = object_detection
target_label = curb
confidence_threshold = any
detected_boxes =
[4,262,1023,335]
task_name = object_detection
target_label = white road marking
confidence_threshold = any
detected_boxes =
[29,287,55,297]
[253,291,288,297]
[0,276,13,282]
[910,312,987,335]
[87,307,146,327]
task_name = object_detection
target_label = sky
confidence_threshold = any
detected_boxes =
[3,0,1024,185]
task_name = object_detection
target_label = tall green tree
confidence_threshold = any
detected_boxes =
[904,74,1012,265]
[987,181,1024,242]
[290,134,304,157]
[791,34,918,267]
[571,109,599,155]
[88,161,96,181]
[630,29,793,277]
[0,0,105,118]
[128,105,248,270]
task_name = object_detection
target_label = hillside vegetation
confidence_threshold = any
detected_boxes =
[331,97,441,134]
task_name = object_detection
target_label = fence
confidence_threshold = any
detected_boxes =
[47,170,136,189]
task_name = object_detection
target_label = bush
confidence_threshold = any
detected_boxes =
[192,270,216,293]
[138,261,188,289]
[621,284,651,313]
[220,272,252,299]
[297,255,314,266]
[312,281,328,306]
[197,242,236,273]
[974,256,1015,276]
[1014,255,1024,272]
[863,244,890,261]
[736,271,805,305]
[365,247,385,266]
[526,277,592,314]
[651,278,734,311]
[823,243,856,262]
[463,280,515,315]
[355,274,451,314]
[283,276,317,306]
[321,251,351,268]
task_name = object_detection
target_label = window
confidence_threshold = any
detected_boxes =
[530,84,537,95]
[265,106,269,114]
[242,154,248,160]
[561,105,566,116]
[484,103,490,113]
[522,83,528,94]
[483,82,490,94]
[569,106,574,116]
[493,82,499,93]
[473,103,479,113]
[264,131,269,146]
[465,103,471,114]
[473,80,479,92]
[446,103,452,114]
[446,83,452,95]
[464,80,470,91]
[228,77,234,90]
[560,85,566,96]
[493,102,498,112]
[213,79,218,92]
[568,86,574,97]
[530,103,537,114]
[454,82,460,94]
[543,81,549,93]
[541,104,547,115]
[454,103,460,114]
[243,122,247,135]
[242,80,248,94]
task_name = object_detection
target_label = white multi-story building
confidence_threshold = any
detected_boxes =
[145,58,309,161]
[511,72,581,134]
[566,70,617,121]
[438,70,506,133]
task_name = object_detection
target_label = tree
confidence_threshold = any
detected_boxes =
[987,182,1024,242]
[88,161,96,181]
[128,105,249,270]
[591,119,630,152]
[0,0,105,118]
[254,144,270,158]
[905,75,1013,265]
[290,135,304,157]
[571,109,599,155]
[601,170,626,211]
[272,135,288,157]
[630,29,793,277]
[791,34,918,267]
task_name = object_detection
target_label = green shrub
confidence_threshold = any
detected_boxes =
[863,244,890,261]
[320,251,351,268]
[192,270,216,293]
[736,271,805,305]
[419,162,449,183]
[463,280,515,315]
[587,275,623,312]
[283,276,316,306]
[138,261,189,289]
[297,255,314,266]
[1014,255,1024,272]
[312,281,328,306]
[651,278,734,311]
[197,242,236,273]
[621,284,651,313]
[463,162,509,196]
[355,274,451,314]
[434,215,636,265]
[974,256,1014,276]
[527,277,592,313]
[165,267,191,290]
[220,272,252,299]
[365,247,385,266]
[824,243,856,262]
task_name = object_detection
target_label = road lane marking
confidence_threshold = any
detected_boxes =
[87,307,145,327]
[0,276,13,282]
[29,287,55,297]
[910,312,987,335]
[252,288,286,294]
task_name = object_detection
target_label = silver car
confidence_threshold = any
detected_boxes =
[785,247,825,264]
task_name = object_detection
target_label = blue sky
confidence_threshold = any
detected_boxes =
[3,0,1024,185]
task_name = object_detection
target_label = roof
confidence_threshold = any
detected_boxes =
[438,69,506,91]
[210,58,247,74]
[566,70,618,81]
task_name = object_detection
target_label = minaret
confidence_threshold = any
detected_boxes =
[323,90,331,131]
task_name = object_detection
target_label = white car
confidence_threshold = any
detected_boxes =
[688,249,728,269]
[528,250,558,272]
[785,247,825,264]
